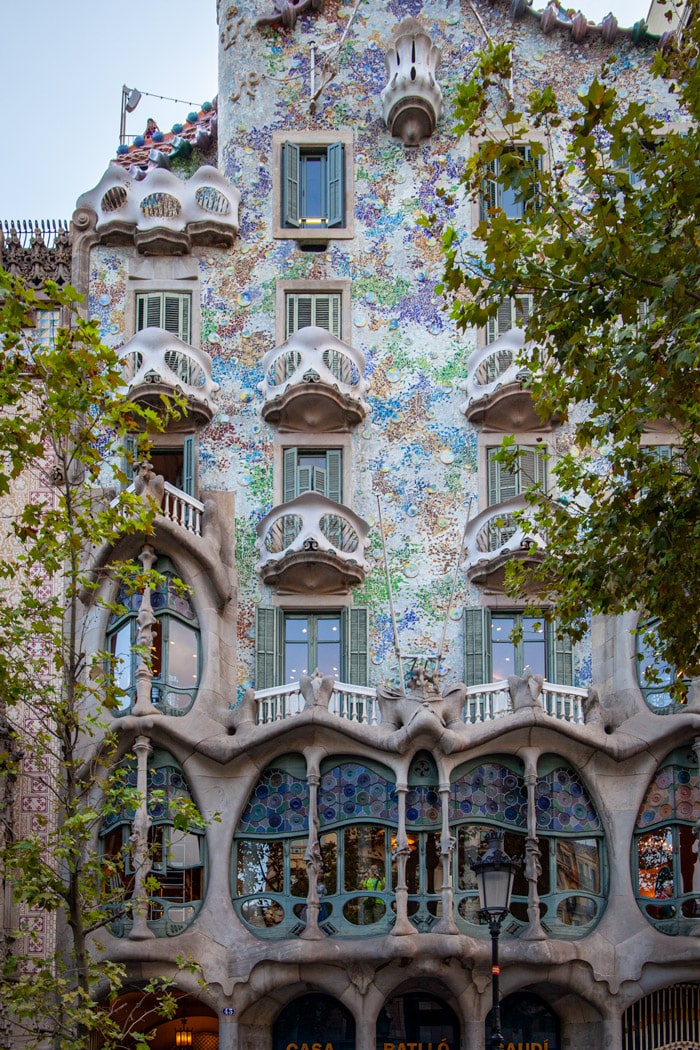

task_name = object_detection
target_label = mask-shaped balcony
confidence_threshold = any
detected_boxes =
[256,493,370,594]
[460,329,542,430]
[463,495,546,591]
[381,18,443,145]
[120,328,219,429]
[258,327,369,432]
[74,165,240,253]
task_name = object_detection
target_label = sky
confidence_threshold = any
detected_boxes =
[0,0,650,222]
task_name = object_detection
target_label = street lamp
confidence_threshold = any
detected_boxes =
[470,830,518,1050]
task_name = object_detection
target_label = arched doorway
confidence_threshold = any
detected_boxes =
[377,992,460,1050]
[486,991,560,1049]
[622,984,700,1049]
[108,991,217,1050]
[273,993,355,1050]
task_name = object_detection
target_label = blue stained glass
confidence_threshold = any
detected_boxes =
[239,768,309,834]
[320,764,397,825]
[450,764,527,827]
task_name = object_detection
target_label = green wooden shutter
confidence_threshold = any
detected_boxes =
[325,449,342,503]
[182,434,195,496]
[464,606,491,686]
[282,142,301,228]
[488,447,519,505]
[518,445,547,493]
[256,607,282,689]
[547,619,573,686]
[481,159,499,222]
[487,298,517,344]
[326,142,344,228]
[123,434,137,486]
[343,607,368,686]
[283,448,298,503]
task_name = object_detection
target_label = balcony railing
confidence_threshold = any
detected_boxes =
[74,164,240,251]
[119,328,219,427]
[252,678,586,726]
[464,495,545,585]
[119,481,204,537]
[258,327,369,430]
[256,492,370,593]
[460,329,540,428]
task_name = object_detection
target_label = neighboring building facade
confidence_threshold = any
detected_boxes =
[3,1,700,1048]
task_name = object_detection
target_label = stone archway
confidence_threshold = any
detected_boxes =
[376,991,460,1050]
[272,992,355,1050]
[486,991,560,1050]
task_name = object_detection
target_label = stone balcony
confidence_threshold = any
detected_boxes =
[73,164,240,253]
[120,328,219,428]
[460,329,542,430]
[256,492,370,594]
[258,327,369,432]
[463,495,546,591]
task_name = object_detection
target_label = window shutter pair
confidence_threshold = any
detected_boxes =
[254,607,368,689]
[282,142,344,228]
[282,448,342,503]
[136,292,191,342]
[463,607,573,687]
[285,293,342,339]
[487,444,546,505]
[122,433,195,494]
[486,294,533,344]
[480,146,540,221]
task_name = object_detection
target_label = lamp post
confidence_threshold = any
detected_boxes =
[470,831,518,1050]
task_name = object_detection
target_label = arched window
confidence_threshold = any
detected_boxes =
[273,994,355,1050]
[233,755,311,936]
[377,992,460,1050]
[636,620,687,711]
[99,750,206,938]
[452,756,605,939]
[634,748,700,935]
[488,991,560,1050]
[107,558,200,715]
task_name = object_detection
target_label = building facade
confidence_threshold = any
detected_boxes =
[3,1,700,1048]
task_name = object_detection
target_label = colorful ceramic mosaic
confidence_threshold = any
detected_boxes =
[637,763,700,828]
[239,767,310,834]
[535,767,600,833]
[319,764,398,825]
[449,763,527,827]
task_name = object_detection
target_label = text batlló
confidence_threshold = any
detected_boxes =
[381,1042,452,1050]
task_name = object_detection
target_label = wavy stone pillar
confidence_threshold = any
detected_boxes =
[521,748,546,940]
[381,18,443,145]
[131,543,161,717]
[300,770,324,940]
[391,784,416,935]
[128,734,155,940]
[433,780,459,934]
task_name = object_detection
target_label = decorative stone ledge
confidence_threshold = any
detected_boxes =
[381,18,443,145]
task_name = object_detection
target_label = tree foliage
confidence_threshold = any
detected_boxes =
[432,16,700,686]
[0,272,196,1049]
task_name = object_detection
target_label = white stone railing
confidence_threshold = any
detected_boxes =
[118,481,204,537]
[119,328,219,416]
[459,329,530,415]
[464,495,545,573]
[253,679,586,726]
[254,681,379,726]
[161,482,204,536]
[258,327,369,405]
[256,493,370,568]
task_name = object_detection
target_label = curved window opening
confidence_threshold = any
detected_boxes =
[636,619,688,711]
[488,991,560,1050]
[107,558,200,716]
[100,750,206,938]
[634,748,700,935]
[377,993,460,1050]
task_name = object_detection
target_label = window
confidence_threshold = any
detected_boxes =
[480,144,542,221]
[452,757,605,937]
[487,444,547,505]
[107,558,201,714]
[635,619,687,710]
[283,447,342,504]
[486,294,533,345]
[273,131,353,240]
[100,751,206,937]
[285,292,342,339]
[282,142,344,229]
[634,749,700,934]
[122,434,196,496]
[33,308,60,350]
[464,608,573,686]
[135,291,191,342]
[255,607,368,689]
